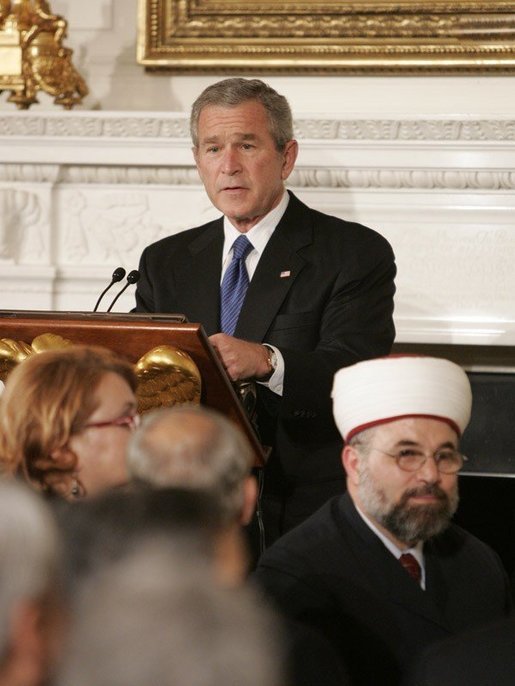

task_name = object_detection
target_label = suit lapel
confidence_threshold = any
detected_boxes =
[235,192,312,341]
[424,540,450,615]
[174,219,224,336]
[338,495,450,630]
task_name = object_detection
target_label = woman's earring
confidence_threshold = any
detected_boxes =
[71,480,81,498]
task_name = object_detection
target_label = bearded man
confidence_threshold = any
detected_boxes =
[254,356,511,686]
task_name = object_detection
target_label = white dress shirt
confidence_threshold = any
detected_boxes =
[355,503,426,589]
[221,192,290,396]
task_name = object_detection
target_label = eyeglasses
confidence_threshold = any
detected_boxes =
[370,447,467,474]
[83,413,140,432]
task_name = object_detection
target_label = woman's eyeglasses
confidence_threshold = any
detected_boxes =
[83,413,140,431]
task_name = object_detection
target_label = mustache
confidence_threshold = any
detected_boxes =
[401,483,449,503]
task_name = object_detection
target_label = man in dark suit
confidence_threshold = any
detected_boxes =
[134,78,396,542]
[254,356,512,685]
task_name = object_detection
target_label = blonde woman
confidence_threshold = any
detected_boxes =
[0,345,138,499]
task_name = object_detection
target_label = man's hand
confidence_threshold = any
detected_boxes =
[209,333,270,382]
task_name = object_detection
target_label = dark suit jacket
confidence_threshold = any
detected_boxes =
[134,192,396,527]
[406,616,515,686]
[253,494,512,686]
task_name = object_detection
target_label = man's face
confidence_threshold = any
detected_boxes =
[193,100,297,232]
[348,417,459,547]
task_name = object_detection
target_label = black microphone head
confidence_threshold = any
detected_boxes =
[93,267,126,312]
[127,269,140,284]
[112,267,126,283]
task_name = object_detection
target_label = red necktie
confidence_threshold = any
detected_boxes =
[399,553,421,585]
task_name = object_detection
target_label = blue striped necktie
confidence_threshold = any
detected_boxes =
[220,235,253,335]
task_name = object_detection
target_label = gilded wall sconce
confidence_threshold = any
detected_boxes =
[0,0,88,109]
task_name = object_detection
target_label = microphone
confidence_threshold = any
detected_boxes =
[107,270,140,313]
[93,267,126,312]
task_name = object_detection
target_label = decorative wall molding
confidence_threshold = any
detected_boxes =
[1,112,514,142]
[0,165,60,184]
[0,113,190,139]
[291,169,515,191]
[1,110,514,344]
[3,164,515,191]
[2,112,514,171]
[59,166,199,186]
[297,119,515,142]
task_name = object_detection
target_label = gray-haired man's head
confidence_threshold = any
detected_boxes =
[190,77,293,151]
[127,406,256,526]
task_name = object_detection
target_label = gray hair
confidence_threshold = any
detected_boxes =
[0,479,60,659]
[347,426,377,456]
[57,540,284,686]
[190,78,293,150]
[127,406,254,524]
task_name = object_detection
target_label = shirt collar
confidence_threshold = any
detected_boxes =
[355,503,425,572]
[222,191,289,260]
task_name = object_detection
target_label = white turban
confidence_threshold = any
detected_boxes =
[332,355,472,442]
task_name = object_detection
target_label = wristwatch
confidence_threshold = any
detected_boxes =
[261,344,278,381]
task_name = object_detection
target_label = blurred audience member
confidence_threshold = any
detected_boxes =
[55,486,248,592]
[125,396,349,684]
[56,540,285,686]
[0,479,63,686]
[0,346,137,499]
[127,406,257,527]
[56,488,348,686]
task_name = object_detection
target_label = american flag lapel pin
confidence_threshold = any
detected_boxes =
[280,270,291,278]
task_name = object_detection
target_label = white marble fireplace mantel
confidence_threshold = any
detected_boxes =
[1,110,514,346]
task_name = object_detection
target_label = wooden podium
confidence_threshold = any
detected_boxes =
[0,310,265,466]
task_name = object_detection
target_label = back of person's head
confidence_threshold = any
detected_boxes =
[56,541,284,686]
[127,406,256,525]
[0,479,62,686]
[190,77,293,151]
[56,486,249,592]
[0,345,137,495]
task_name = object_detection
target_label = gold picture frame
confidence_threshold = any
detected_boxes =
[137,0,515,74]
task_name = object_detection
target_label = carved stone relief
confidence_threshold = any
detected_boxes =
[63,191,165,264]
[383,219,515,326]
[0,188,45,263]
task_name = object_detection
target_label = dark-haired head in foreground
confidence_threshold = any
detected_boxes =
[56,485,249,594]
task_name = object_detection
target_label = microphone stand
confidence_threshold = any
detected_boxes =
[93,267,126,312]
[107,270,140,313]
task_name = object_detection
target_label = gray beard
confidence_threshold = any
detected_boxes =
[358,468,459,546]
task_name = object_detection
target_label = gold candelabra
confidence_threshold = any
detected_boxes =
[0,0,88,109]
